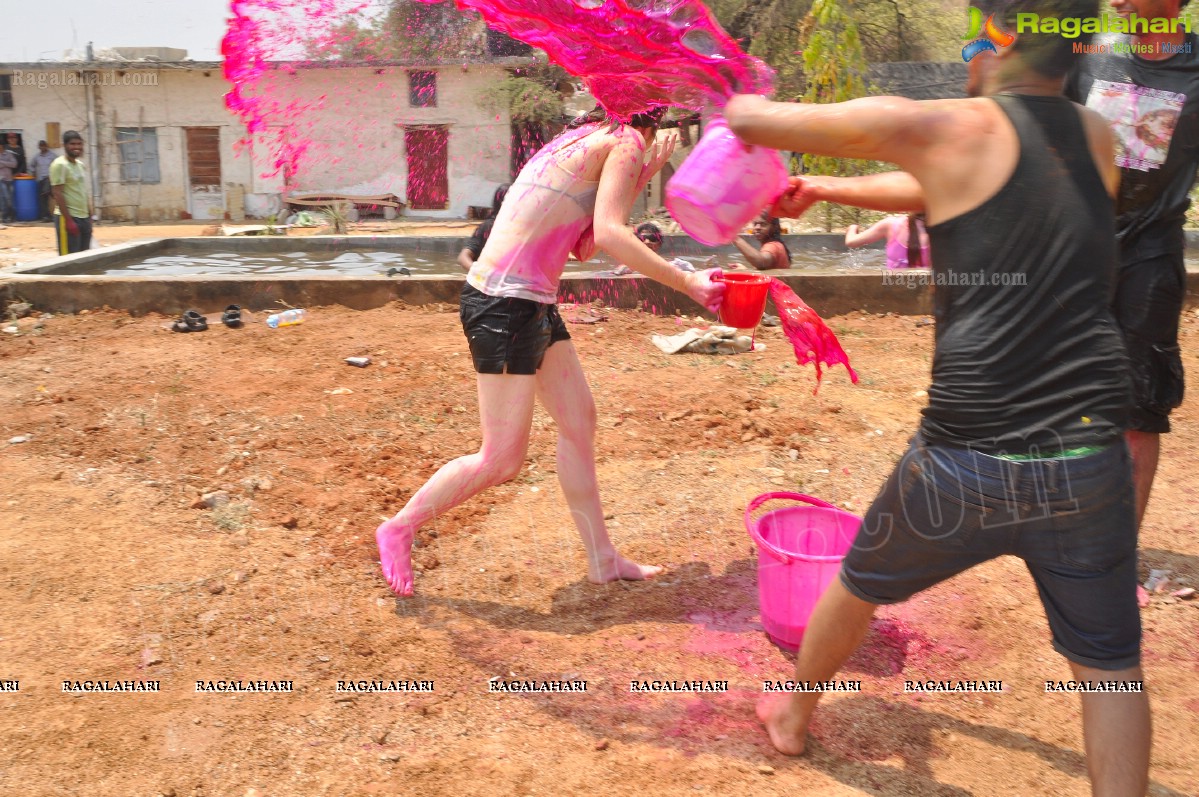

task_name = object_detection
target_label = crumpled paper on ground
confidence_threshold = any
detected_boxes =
[651,325,764,355]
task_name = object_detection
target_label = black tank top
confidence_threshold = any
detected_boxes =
[919,94,1131,455]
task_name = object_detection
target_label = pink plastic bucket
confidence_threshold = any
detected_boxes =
[745,492,861,651]
[665,116,789,246]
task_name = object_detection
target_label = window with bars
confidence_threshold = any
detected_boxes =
[408,71,437,108]
[116,127,160,183]
[0,75,12,109]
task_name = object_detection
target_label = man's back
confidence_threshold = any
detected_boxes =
[920,94,1131,453]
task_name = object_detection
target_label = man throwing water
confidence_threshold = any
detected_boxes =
[726,0,1150,793]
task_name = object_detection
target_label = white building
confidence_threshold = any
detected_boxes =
[0,48,533,222]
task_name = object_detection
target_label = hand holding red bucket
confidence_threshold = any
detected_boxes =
[745,492,861,651]
[713,272,772,328]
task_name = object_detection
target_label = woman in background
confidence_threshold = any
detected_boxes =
[733,211,791,270]
[845,213,930,270]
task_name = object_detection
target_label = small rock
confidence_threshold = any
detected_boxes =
[8,435,30,444]
[198,491,231,509]
[281,515,299,529]
[334,695,355,703]
[370,730,388,745]
[1172,587,1195,600]
[244,789,262,797]
[594,738,610,751]
[757,764,775,775]
[205,580,226,596]
[379,752,401,762]
[141,648,163,667]
[7,302,33,318]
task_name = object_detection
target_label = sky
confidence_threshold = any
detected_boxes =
[2,0,233,62]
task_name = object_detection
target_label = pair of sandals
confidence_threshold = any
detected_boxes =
[171,305,242,333]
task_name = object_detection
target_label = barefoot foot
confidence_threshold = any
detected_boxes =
[587,554,663,584]
[375,517,416,596]
[756,693,809,756]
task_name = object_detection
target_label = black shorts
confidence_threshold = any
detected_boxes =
[459,283,570,375]
[1113,251,1185,433]
[842,433,1140,670]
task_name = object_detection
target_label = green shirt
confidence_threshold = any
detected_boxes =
[50,156,89,218]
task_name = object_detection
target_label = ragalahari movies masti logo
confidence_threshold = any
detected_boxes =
[963,7,1016,61]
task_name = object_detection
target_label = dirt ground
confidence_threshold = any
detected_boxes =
[0,226,1197,796]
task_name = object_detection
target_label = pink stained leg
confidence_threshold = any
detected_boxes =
[534,341,662,584]
[376,372,538,596]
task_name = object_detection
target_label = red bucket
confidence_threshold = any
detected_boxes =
[715,273,771,328]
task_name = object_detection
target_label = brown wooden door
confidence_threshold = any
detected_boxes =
[185,128,221,188]
[405,126,448,210]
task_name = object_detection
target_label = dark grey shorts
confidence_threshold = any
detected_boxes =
[842,433,1140,670]
[1113,251,1185,433]
[459,283,570,375]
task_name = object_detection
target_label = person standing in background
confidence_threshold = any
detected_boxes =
[50,131,94,254]
[1065,0,1199,537]
[4,133,27,176]
[0,142,16,223]
[31,141,57,222]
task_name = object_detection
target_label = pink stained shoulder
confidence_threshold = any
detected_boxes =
[767,279,859,394]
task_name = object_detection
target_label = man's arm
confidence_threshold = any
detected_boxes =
[726,94,932,165]
[773,172,925,219]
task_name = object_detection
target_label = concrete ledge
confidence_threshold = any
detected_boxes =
[0,272,936,317]
[4,234,1197,317]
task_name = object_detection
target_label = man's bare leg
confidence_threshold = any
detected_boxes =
[1125,430,1160,527]
[1070,661,1150,797]
[534,341,661,583]
[757,579,878,755]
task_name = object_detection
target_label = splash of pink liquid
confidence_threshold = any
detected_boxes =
[767,279,859,394]
[412,0,773,118]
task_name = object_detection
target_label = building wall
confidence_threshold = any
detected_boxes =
[0,63,515,221]
[254,64,513,218]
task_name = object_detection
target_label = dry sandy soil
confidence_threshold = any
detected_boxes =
[0,222,1197,797]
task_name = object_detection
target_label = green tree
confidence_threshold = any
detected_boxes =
[796,0,883,230]
[307,0,481,62]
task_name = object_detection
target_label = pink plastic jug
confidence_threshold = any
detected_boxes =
[666,116,789,246]
[745,492,861,651]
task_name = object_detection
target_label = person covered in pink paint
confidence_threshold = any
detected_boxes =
[375,105,725,596]
[844,213,930,270]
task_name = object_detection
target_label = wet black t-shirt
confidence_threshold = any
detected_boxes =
[919,95,1131,454]
[1065,33,1199,257]
[464,218,495,260]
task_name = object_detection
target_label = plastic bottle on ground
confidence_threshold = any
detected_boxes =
[266,309,306,328]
